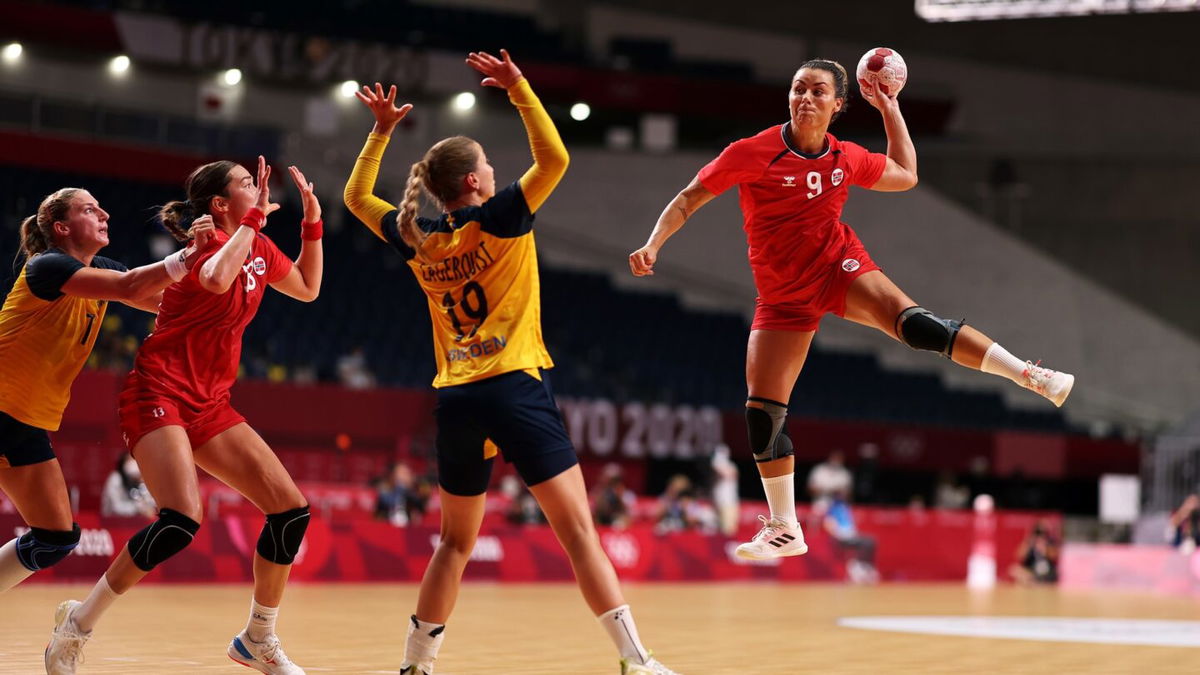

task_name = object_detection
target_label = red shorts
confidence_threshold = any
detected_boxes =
[752,245,880,332]
[118,374,244,452]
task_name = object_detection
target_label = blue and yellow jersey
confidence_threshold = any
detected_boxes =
[0,249,126,430]
[346,79,568,388]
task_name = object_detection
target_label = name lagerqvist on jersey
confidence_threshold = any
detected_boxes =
[419,241,496,283]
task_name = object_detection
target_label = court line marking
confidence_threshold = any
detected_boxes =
[838,616,1200,647]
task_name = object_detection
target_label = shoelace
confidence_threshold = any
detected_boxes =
[751,514,785,542]
[1023,360,1050,392]
[257,635,292,666]
[53,626,88,667]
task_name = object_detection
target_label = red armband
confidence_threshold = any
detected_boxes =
[300,219,323,241]
[240,207,266,233]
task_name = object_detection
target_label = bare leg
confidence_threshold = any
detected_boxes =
[528,464,623,614]
[193,423,307,608]
[745,329,814,480]
[413,489,487,624]
[842,270,991,368]
[0,460,74,591]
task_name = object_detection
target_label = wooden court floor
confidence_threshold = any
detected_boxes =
[2,583,1197,674]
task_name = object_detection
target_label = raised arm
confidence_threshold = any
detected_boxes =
[859,78,918,192]
[270,165,324,302]
[344,83,414,240]
[199,156,278,294]
[466,49,568,213]
[628,176,717,277]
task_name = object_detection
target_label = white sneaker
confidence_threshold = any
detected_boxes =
[1021,361,1075,407]
[621,654,680,674]
[45,600,90,675]
[734,515,808,560]
[228,631,305,674]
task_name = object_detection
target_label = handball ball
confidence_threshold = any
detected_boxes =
[856,47,907,96]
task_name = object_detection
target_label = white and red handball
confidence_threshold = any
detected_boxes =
[856,47,908,97]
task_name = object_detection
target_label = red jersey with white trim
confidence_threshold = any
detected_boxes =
[698,125,887,304]
[131,228,292,408]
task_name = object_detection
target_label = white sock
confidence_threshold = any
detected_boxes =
[761,474,798,527]
[980,343,1027,385]
[403,615,446,668]
[74,574,120,632]
[598,604,650,664]
[246,599,279,642]
[0,538,35,592]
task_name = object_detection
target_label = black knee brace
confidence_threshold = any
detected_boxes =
[127,508,200,572]
[256,505,310,565]
[746,397,794,463]
[895,306,965,358]
[15,524,81,571]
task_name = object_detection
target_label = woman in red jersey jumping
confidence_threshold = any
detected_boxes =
[45,157,323,675]
[629,59,1074,561]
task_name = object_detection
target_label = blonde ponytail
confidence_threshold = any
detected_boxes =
[398,160,431,263]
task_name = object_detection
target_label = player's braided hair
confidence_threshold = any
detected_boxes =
[798,58,850,122]
[398,135,480,264]
[158,160,237,242]
[19,187,82,259]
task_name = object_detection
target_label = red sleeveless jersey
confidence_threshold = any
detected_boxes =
[130,228,292,408]
[698,125,887,304]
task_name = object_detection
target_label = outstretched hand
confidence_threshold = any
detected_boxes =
[182,215,216,269]
[466,49,523,89]
[253,155,281,219]
[288,165,321,224]
[354,83,414,135]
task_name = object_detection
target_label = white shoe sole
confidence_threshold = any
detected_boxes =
[734,542,809,560]
[1049,373,1075,407]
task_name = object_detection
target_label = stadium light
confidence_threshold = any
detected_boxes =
[570,102,591,121]
[223,68,242,86]
[453,92,476,111]
[916,0,1200,22]
[339,80,359,98]
[2,42,21,63]
[108,54,130,75]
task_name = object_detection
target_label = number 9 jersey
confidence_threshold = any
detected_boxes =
[381,182,553,388]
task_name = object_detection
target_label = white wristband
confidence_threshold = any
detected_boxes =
[163,250,188,282]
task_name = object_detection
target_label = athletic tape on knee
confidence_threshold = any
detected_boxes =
[895,306,965,358]
[15,524,81,571]
[127,508,200,572]
[256,505,310,565]
[746,397,794,463]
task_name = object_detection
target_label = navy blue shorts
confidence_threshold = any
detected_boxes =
[435,369,578,496]
[0,409,55,468]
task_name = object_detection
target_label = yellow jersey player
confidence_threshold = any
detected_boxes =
[345,50,678,675]
[0,188,209,597]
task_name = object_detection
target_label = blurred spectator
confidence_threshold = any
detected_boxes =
[101,452,156,518]
[337,346,376,389]
[935,470,970,509]
[655,474,697,533]
[591,463,636,529]
[1169,494,1200,553]
[373,462,427,526]
[710,444,740,536]
[1009,519,1060,585]
[823,490,878,584]
[808,449,851,510]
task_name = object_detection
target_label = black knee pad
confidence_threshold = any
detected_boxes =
[746,397,794,463]
[127,508,200,572]
[895,306,965,358]
[15,524,81,571]
[256,505,310,565]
